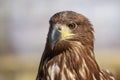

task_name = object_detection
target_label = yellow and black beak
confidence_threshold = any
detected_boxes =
[49,24,74,49]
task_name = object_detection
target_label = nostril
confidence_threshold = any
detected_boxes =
[58,27,62,31]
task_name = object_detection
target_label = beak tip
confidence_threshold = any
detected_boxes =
[51,42,54,50]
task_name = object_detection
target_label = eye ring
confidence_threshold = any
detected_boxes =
[68,23,77,30]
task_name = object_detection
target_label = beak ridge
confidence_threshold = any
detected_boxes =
[50,28,60,49]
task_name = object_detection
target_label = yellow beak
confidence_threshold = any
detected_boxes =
[59,26,74,40]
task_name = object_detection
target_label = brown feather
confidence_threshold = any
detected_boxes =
[36,11,115,80]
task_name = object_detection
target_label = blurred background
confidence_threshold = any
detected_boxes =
[0,0,120,80]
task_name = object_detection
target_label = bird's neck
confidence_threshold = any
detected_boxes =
[46,41,95,62]
[57,41,100,79]
[42,41,101,80]
[69,41,94,57]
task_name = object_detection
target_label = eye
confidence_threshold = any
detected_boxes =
[68,23,77,30]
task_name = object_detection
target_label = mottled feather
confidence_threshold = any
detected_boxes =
[36,11,115,80]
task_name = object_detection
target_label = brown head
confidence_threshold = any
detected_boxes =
[37,11,115,80]
[47,11,94,52]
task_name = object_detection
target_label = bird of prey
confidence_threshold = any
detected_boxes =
[36,11,115,80]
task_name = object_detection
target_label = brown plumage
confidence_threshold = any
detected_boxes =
[36,11,115,80]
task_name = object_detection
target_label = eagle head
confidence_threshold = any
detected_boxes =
[36,11,115,80]
[48,11,94,51]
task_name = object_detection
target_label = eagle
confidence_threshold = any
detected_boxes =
[36,11,115,80]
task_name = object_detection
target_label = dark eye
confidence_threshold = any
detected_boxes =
[68,23,77,30]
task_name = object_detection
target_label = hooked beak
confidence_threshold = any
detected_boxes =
[49,24,74,50]
[50,27,61,49]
